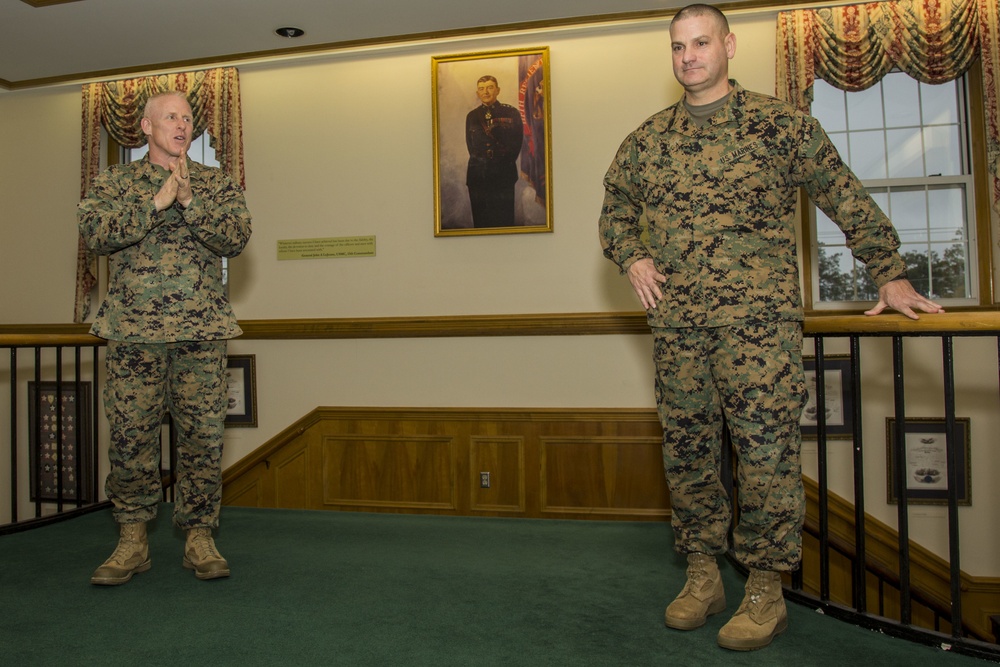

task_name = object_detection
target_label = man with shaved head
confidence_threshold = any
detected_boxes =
[599,3,942,651]
[79,90,252,586]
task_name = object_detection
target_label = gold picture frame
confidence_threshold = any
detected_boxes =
[432,47,553,236]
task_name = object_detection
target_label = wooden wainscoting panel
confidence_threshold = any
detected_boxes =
[321,434,458,511]
[540,436,669,518]
[222,407,670,521]
[469,436,525,513]
[273,441,311,510]
[221,468,266,508]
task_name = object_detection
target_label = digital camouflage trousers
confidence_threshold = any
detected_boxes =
[653,320,807,572]
[104,340,228,528]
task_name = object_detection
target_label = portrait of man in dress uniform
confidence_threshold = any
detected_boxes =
[432,49,552,236]
[464,75,523,228]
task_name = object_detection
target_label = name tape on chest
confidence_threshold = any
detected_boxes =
[721,139,765,164]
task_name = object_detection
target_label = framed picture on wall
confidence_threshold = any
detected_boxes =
[225,355,257,427]
[885,417,970,506]
[431,47,553,236]
[801,355,854,440]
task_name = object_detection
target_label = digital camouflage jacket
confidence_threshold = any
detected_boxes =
[78,157,251,343]
[599,81,906,329]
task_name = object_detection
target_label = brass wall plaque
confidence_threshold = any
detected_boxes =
[277,236,376,260]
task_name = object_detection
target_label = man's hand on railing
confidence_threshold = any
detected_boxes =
[864,279,946,320]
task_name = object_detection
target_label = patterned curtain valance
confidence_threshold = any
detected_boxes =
[74,67,245,322]
[775,0,1000,215]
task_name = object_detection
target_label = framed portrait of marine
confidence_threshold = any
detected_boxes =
[431,47,553,237]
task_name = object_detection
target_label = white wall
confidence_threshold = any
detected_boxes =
[227,14,776,322]
[2,10,998,574]
[0,85,82,323]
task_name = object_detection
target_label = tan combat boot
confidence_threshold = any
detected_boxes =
[90,522,151,586]
[183,527,230,580]
[717,569,788,650]
[664,553,727,630]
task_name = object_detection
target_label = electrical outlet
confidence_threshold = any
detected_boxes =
[480,472,491,488]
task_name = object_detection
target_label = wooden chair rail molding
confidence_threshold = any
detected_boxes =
[3,309,999,343]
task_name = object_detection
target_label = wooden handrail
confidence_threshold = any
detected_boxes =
[0,333,104,347]
[2,309,999,343]
[803,309,1000,335]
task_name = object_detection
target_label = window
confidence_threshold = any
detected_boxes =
[806,70,983,308]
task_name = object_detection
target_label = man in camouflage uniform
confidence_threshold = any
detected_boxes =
[598,4,943,651]
[78,90,252,585]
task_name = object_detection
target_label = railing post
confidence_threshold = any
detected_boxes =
[942,335,963,637]
[91,345,101,505]
[891,335,912,625]
[8,347,17,524]
[814,337,831,602]
[32,346,42,519]
[55,346,64,512]
[849,334,866,614]
[74,347,84,508]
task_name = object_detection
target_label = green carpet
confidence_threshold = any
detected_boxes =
[0,506,990,666]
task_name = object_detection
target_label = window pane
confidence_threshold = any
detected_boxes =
[817,246,853,300]
[817,246,880,301]
[923,125,962,176]
[887,189,928,242]
[883,74,921,128]
[900,242,969,299]
[930,242,969,298]
[815,208,845,246]
[849,130,887,179]
[812,80,847,132]
[921,80,959,125]
[899,242,932,295]
[855,261,879,299]
[886,127,924,178]
[846,85,883,130]
[927,185,966,242]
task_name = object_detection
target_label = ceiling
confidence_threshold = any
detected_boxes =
[0,0,713,90]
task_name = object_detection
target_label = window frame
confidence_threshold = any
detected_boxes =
[800,59,994,312]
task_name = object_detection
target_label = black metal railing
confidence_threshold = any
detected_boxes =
[774,314,1000,662]
[1,332,179,534]
[1,334,107,532]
